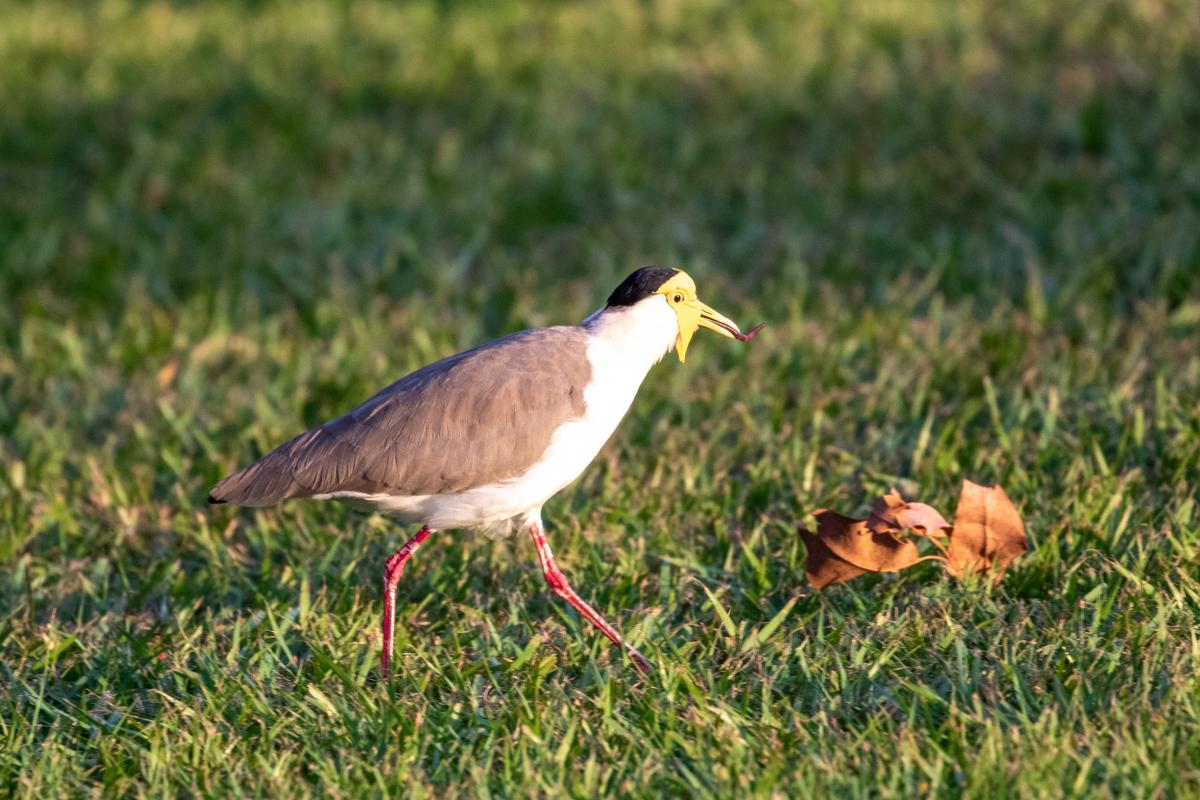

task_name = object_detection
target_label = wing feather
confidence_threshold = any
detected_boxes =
[208,327,591,506]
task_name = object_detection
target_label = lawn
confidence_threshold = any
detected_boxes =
[2,0,1199,796]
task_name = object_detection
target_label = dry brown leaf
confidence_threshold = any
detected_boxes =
[799,482,1027,589]
[800,509,926,588]
[798,526,868,589]
[945,480,1028,578]
[156,360,179,389]
[867,487,951,536]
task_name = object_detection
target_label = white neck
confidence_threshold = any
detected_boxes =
[581,297,679,375]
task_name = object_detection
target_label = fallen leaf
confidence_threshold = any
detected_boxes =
[800,510,925,588]
[799,482,1027,589]
[799,526,868,588]
[867,487,951,536]
[157,360,178,389]
[945,480,1028,578]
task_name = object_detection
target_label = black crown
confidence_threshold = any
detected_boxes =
[606,267,680,308]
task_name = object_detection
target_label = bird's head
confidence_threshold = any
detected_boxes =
[605,267,764,362]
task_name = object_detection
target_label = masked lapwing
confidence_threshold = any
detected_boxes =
[209,267,763,675]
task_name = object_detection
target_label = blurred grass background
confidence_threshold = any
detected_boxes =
[1,0,1199,797]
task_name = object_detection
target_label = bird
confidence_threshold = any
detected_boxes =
[208,267,763,676]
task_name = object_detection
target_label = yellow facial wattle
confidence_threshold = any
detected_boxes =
[654,271,747,362]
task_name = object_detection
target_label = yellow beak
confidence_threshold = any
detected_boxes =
[696,302,744,340]
[674,299,763,362]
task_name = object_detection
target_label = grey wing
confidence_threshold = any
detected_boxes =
[208,327,591,506]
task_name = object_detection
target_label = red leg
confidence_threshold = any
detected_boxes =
[381,526,433,679]
[529,522,650,672]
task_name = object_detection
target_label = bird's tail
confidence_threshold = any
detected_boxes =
[208,449,302,507]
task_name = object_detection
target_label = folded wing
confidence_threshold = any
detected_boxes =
[208,327,591,506]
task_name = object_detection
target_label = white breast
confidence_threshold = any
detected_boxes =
[344,297,679,533]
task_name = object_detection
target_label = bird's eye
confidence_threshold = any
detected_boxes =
[673,293,683,303]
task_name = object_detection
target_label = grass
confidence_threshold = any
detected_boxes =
[2,0,1199,796]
